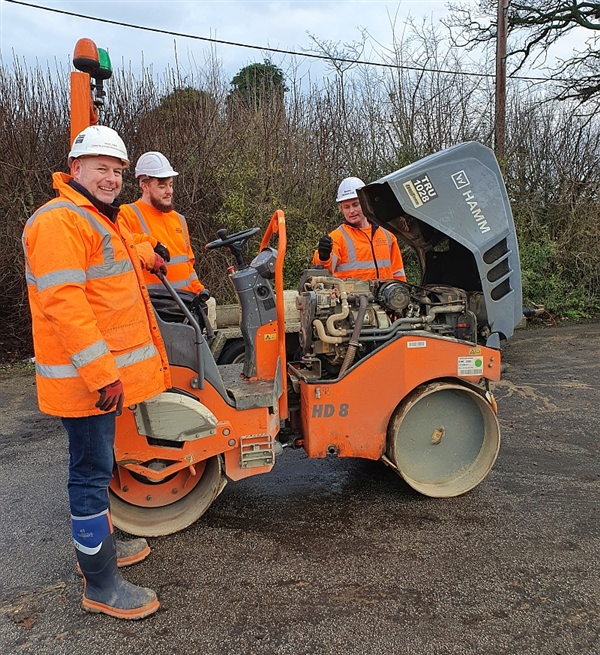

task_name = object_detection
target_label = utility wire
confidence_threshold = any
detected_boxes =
[4,0,560,82]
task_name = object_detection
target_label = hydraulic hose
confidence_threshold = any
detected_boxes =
[338,294,368,377]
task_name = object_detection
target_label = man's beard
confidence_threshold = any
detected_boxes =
[150,196,173,212]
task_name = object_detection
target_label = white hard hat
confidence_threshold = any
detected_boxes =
[68,125,129,167]
[135,151,179,179]
[336,177,365,203]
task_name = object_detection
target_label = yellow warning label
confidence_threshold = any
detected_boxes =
[264,333,277,341]
[469,348,481,355]
[403,180,423,208]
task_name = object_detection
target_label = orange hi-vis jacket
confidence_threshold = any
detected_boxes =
[22,173,171,418]
[312,222,406,281]
[118,200,204,294]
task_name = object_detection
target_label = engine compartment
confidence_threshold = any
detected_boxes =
[358,141,522,346]
[295,269,483,380]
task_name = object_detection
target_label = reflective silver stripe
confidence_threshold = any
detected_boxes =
[190,271,199,281]
[128,205,190,262]
[383,230,392,248]
[337,261,379,272]
[336,258,392,271]
[127,204,153,236]
[335,225,392,273]
[71,509,109,521]
[177,213,189,251]
[394,268,405,278]
[36,344,157,378]
[36,362,79,378]
[70,340,110,369]
[28,202,116,265]
[25,269,36,285]
[337,228,390,270]
[36,268,87,291]
[74,540,102,555]
[338,227,357,267]
[331,253,339,269]
[146,279,191,290]
[87,259,133,279]
[72,509,109,555]
[115,344,158,368]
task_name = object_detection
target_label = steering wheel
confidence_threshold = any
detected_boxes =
[205,227,260,251]
[205,227,261,269]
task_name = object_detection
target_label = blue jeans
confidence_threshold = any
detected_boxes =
[62,413,115,517]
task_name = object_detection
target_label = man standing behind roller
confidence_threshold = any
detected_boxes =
[313,177,406,282]
[118,151,204,294]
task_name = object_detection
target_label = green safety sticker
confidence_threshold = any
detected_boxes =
[458,356,484,376]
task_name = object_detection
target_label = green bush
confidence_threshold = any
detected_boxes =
[519,235,596,319]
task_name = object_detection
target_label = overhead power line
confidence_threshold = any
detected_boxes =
[4,0,560,83]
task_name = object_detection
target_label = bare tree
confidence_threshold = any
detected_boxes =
[444,1,600,103]
[3,23,600,359]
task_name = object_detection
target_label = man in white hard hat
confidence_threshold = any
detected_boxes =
[22,125,170,620]
[312,176,406,281]
[118,151,205,294]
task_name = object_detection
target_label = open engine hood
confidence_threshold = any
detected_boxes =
[358,142,522,345]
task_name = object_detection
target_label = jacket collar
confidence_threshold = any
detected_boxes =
[51,172,120,222]
[342,220,379,235]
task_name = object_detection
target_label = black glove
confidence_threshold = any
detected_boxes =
[318,235,333,261]
[154,242,171,262]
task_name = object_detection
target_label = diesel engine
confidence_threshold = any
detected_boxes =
[296,270,483,379]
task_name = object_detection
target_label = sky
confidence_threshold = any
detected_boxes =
[0,0,588,87]
[0,0,453,80]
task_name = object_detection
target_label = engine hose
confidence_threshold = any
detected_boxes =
[426,304,465,321]
[360,316,423,336]
[310,276,350,336]
[360,303,466,337]
[338,295,368,377]
[367,324,428,341]
[313,318,343,344]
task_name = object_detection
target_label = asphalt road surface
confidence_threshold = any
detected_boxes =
[0,323,598,655]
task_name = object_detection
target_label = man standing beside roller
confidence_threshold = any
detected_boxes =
[22,125,169,620]
[118,151,205,294]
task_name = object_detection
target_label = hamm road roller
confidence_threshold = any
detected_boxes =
[109,142,522,536]
[66,37,521,536]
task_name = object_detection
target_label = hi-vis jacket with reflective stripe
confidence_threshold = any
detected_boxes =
[312,223,406,282]
[22,173,171,418]
[118,201,204,294]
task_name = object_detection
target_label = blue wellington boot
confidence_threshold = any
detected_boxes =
[72,511,159,620]
[114,538,151,567]
[76,537,150,575]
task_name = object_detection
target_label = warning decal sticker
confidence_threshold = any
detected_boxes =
[458,356,483,376]
[403,174,438,208]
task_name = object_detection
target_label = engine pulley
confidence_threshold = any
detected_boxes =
[376,280,411,313]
